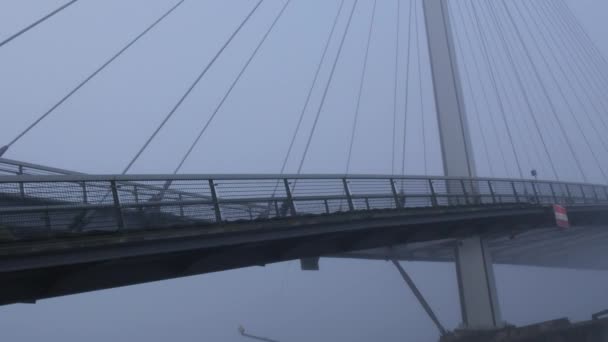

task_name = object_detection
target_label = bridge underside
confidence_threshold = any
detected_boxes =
[339,223,608,270]
[0,203,606,306]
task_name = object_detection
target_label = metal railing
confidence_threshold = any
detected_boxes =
[0,172,607,239]
[0,157,82,177]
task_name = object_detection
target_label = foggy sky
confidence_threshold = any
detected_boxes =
[1,1,608,341]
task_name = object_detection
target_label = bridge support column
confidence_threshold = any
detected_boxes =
[421,0,503,330]
[422,0,501,329]
[455,236,502,330]
[422,0,475,179]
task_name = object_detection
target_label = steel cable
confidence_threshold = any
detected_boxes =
[453,0,510,176]
[448,2,495,177]
[123,0,264,174]
[345,0,377,174]
[1,0,186,157]
[0,0,80,49]
[278,0,346,175]
[514,0,607,182]
[174,0,292,173]
[469,0,523,179]
[296,0,359,174]
[500,0,589,182]
[484,0,559,180]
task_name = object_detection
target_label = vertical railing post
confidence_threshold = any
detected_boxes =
[565,184,572,203]
[342,178,355,211]
[283,179,297,216]
[81,182,88,204]
[364,198,370,210]
[511,181,520,203]
[580,184,587,204]
[460,180,470,205]
[548,183,558,204]
[133,185,143,214]
[592,186,600,203]
[531,181,540,204]
[390,179,402,208]
[428,179,438,207]
[18,181,25,199]
[17,165,25,198]
[178,193,184,217]
[324,199,330,214]
[110,180,125,230]
[43,178,51,229]
[208,179,222,223]
[44,209,51,230]
[133,185,139,204]
[488,180,496,205]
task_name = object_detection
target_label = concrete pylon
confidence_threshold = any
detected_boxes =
[455,236,502,329]
[422,0,501,330]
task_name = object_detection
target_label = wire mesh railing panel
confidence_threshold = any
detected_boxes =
[223,199,277,222]
[0,182,22,201]
[565,184,585,204]
[324,198,350,214]
[80,181,115,205]
[473,180,495,204]
[352,198,368,211]
[215,179,285,200]
[347,179,394,196]
[512,181,536,204]
[441,179,469,205]
[290,179,346,197]
[293,200,333,215]
[180,203,218,222]
[428,179,447,206]
[595,186,608,202]
[19,181,90,204]
[363,197,396,210]
[403,195,433,208]
[219,205,256,222]
[395,178,431,194]
[258,199,289,218]
[533,182,556,204]
[488,180,518,204]
[118,180,213,205]
[580,184,597,202]
[550,183,570,203]
[0,174,606,238]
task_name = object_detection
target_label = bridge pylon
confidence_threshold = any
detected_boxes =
[422,0,502,330]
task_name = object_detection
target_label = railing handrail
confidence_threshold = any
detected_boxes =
[0,157,83,176]
[1,157,605,189]
[0,172,605,189]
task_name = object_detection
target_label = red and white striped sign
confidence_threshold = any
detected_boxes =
[553,204,570,229]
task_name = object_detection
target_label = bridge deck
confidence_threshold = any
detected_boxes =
[0,158,607,305]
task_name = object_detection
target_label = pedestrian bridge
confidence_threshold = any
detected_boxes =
[0,157,607,306]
